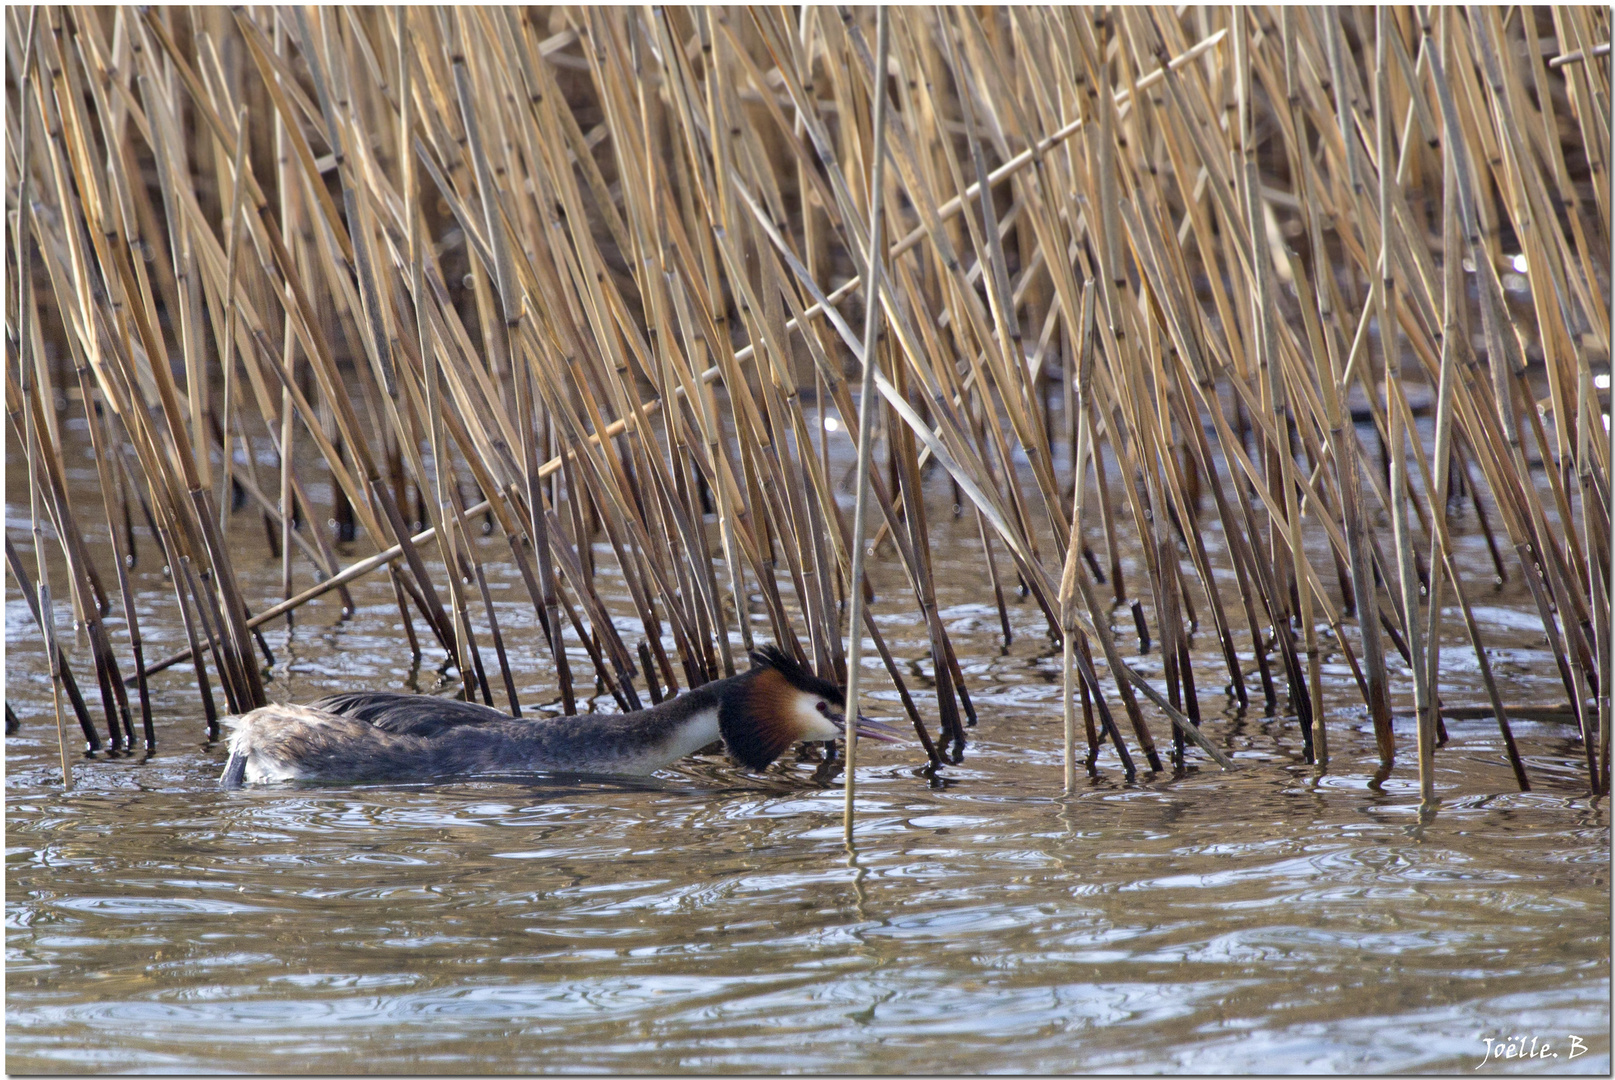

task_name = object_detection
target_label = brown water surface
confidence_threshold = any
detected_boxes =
[6,417,1609,1073]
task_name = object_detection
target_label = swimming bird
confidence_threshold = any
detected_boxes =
[220,645,903,786]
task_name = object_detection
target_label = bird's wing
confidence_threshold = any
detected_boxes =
[308,692,515,738]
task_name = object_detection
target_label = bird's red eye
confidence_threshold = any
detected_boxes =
[816,701,829,713]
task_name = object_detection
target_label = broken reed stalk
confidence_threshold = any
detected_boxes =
[1060,280,1098,795]
[5,7,1609,800]
[1058,494,1083,796]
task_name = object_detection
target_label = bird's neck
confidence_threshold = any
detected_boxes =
[532,683,729,774]
[645,695,723,763]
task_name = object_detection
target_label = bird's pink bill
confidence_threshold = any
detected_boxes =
[852,716,905,743]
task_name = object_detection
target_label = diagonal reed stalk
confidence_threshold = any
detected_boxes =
[5,7,1609,801]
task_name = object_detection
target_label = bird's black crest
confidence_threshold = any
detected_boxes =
[748,645,844,707]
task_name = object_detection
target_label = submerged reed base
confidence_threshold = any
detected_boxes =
[6,7,1611,797]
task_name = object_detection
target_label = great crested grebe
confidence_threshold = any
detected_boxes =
[219,645,903,786]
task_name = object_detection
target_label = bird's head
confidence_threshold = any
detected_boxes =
[718,645,905,770]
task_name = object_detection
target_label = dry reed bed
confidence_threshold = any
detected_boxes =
[5,6,1611,796]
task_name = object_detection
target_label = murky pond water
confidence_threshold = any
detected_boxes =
[6,418,1609,1073]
